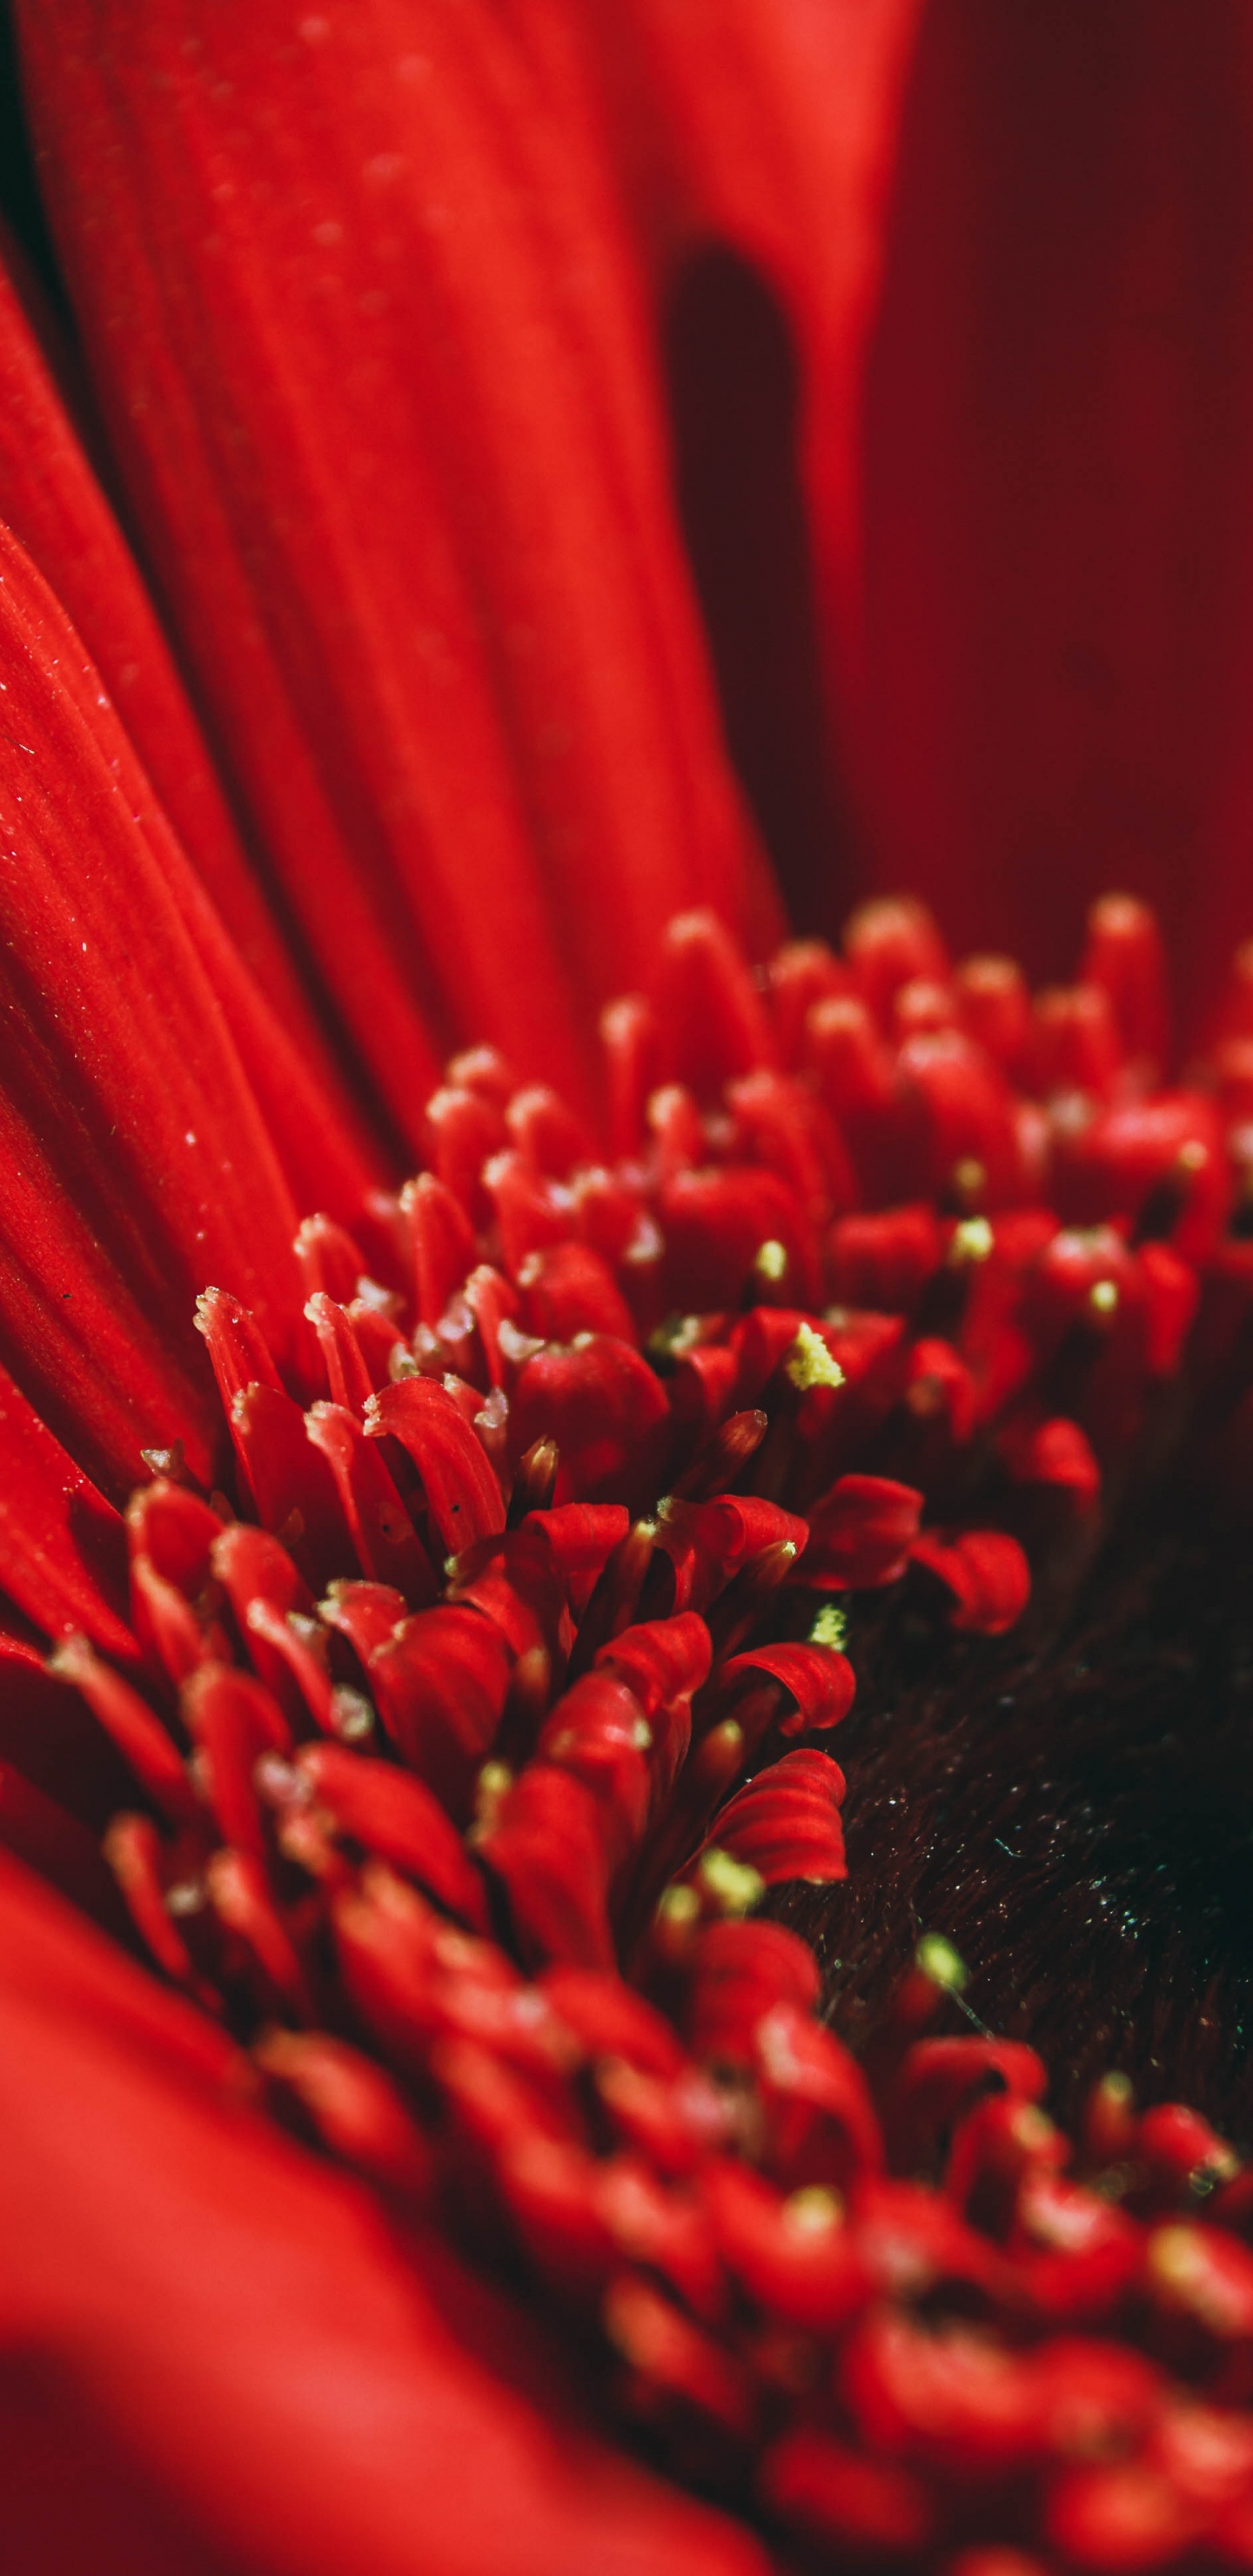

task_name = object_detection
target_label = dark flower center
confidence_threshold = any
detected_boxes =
[797,1501,1253,2137]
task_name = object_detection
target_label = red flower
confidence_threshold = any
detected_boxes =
[0,8,1251,2573]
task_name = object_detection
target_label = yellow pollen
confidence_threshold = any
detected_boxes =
[1089,1278,1119,1317]
[655,1882,700,1929]
[809,1601,848,1651]
[785,1321,844,1392]
[915,1931,968,1992]
[1177,1139,1208,1173]
[754,1238,788,1283]
[471,1760,513,1835]
[783,2185,844,2235]
[697,1847,766,1915]
[948,1216,994,1265]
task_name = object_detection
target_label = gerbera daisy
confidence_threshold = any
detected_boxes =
[1,9,1252,2574]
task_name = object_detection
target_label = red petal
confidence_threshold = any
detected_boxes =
[506,1083,594,1183]
[999,1412,1101,1506]
[49,1635,195,1826]
[909,1527,1032,1634]
[848,3,1253,1036]
[535,1673,653,1875]
[842,2307,1044,2473]
[1082,895,1170,1073]
[827,1202,942,1311]
[888,2035,1047,2175]
[21,0,778,1130]
[219,1382,353,1593]
[655,909,775,1094]
[0,1758,125,1925]
[255,2027,433,2204]
[479,1764,616,1972]
[0,1365,131,1654]
[705,2159,868,2332]
[800,1472,923,1588]
[0,524,314,1494]
[305,1291,378,1416]
[367,1378,506,1554]
[207,1844,310,2016]
[181,1663,291,1860]
[1046,2461,1203,2573]
[518,1243,639,1347]
[603,2273,754,2438]
[0,236,371,1147]
[590,0,925,918]
[660,1165,818,1312]
[320,1578,409,1669]
[509,1336,670,1511]
[700,1747,848,1888]
[656,1494,808,1615]
[369,1606,511,1811]
[298,1742,488,1931]
[685,1918,821,2063]
[719,1642,856,1734]
[105,1809,209,1999]
[754,2002,882,2185]
[0,1855,766,2575]
[761,2428,934,2553]
[305,1400,435,1602]
[406,1171,481,1330]
[523,1505,632,1584]
[846,896,949,1023]
[539,1967,687,2083]
[596,1613,714,1717]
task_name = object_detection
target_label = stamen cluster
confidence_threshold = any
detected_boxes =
[53,897,1253,2566]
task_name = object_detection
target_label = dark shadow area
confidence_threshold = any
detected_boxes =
[663,244,854,934]
[780,1495,1253,2145]
[0,10,63,308]
[0,2355,250,2576]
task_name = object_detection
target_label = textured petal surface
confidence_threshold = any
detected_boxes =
[18,0,781,1133]
[0,235,385,1216]
[0,520,311,1493]
[0,1854,769,2576]
[0,230,345,1083]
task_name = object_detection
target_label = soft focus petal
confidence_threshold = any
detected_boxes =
[18,0,781,1130]
[855,0,1253,1020]
[0,1853,768,2576]
[586,0,926,917]
[0,1366,131,1651]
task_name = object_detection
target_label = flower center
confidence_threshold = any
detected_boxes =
[796,1505,1253,2139]
[50,894,1253,2563]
